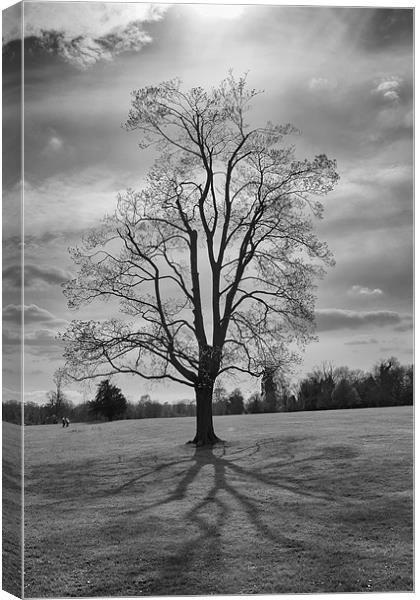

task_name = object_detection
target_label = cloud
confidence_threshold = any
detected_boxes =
[357,9,413,52]
[344,338,378,346]
[319,162,412,238]
[315,309,412,332]
[3,305,67,361]
[383,90,399,102]
[2,182,22,239]
[2,3,21,47]
[25,26,152,70]
[43,134,64,154]
[379,345,413,358]
[393,321,414,333]
[4,4,169,69]
[3,327,65,361]
[23,168,127,238]
[3,230,84,252]
[308,77,337,92]
[23,390,50,405]
[3,304,68,328]
[347,285,384,297]
[23,388,83,406]
[2,387,21,401]
[3,264,72,288]
[376,80,400,93]
[371,77,402,103]
[24,328,63,347]
[22,3,167,41]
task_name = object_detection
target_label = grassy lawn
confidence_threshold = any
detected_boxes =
[3,422,23,597]
[23,406,413,596]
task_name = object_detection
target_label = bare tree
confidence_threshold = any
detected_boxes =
[46,368,67,418]
[61,73,339,445]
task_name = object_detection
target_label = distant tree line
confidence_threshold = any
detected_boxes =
[292,357,413,413]
[2,357,413,426]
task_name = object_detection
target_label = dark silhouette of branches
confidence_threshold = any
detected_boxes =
[61,73,339,444]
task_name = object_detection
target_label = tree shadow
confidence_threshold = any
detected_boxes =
[103,455,193,497]
[145,441,344,510]
[135,441,357,595]
[26,437,362,595]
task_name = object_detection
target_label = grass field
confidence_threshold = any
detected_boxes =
[2,422,22,597]
[23,406,413,596]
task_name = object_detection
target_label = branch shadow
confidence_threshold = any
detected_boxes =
[134,441,358,595]
[103,455,193,497]
[26,436,362,596]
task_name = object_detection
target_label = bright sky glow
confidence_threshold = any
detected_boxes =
[189,4,245,20]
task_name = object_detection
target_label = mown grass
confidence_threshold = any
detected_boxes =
[23,406,413,597]
[3,422,23,597]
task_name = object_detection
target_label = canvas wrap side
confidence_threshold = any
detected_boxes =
[2,2,23,597]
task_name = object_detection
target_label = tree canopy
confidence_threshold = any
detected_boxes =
[61,73,339,444]
[89,379,128,422]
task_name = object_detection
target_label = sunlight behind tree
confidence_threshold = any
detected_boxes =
[61,73,339,445]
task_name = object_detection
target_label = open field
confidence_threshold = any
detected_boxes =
[2,422,22,597]
[23,407,413,596]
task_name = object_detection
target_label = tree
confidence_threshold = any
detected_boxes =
[373,357,406,407]
[331,378,361,409]
[89,379,128,421]
[245,392,263,414]
[313,363,336,410]
[2,400,21,425]
[401,364,413,405]
[45,368,68,420]
[226,388,245,415]
[261,366,286,412]
[212,380,228,415]
[61,73,339,445]
[297,363,335,411]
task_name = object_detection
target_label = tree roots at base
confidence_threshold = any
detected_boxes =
[186,434,224,447]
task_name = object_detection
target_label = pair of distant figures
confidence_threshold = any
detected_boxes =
[61,417,70,428]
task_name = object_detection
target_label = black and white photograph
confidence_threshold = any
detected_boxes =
[2,1,413,597]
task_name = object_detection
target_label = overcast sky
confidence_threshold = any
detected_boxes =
[2,2,413,405]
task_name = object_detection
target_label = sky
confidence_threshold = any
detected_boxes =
[2,1,413,406]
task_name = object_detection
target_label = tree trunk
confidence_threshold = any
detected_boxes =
[188,382,222,446]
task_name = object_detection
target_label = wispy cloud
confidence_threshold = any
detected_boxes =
[42,134,64,154]
[393,321,414,333]
[320,163,412,237]
[344,338,378,346]
[3,387,21,401]
[3,304,67,363]
[308,77,337,92]
[23,389,50,405]
[347,285,384,297]
[22,388,83,406]
[24,328,63,347]
[3,264,72,288]
[3,304,68,328]
[3,326,65,360]
[315,308,412,332]
[23,168,126,237]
